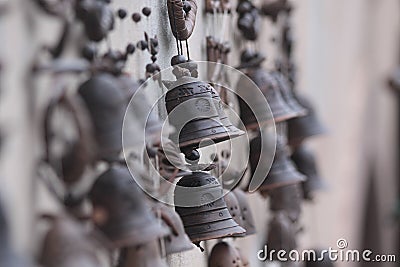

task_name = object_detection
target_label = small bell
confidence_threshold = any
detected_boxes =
[268,184,303,223]
[78,73,127,162]
[208,242,245,267]
[271,71,307,117]
[287,94,326,147]
[157,139,191,180]
[153,204,194,255]
[291,144,327,201]
[250,133,305,193]
[165,75,244,151]
[265,211,297,260]
[236,63,297,130]
[89,165,169,248]
[40,215,106,267]
[224,190,246,237]
[174,172,245,243]
[232,189,257,235]
[118,240,168,267]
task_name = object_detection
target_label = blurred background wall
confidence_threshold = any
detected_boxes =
[0,0,398,267]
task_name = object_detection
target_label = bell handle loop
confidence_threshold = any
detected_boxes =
[167,0,198,41]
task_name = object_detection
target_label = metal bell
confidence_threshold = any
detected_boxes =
[153,204,194,255]
[250,133,305,193]
[271,71,307,117]
[165,76,244,151]
[78,73,127,162]
[232,189,257,235]
[268,184,303,223]
[291,145,327,201]
[266,211,297,259]
[236,67,297,130]
[174,172,245,243]
[287,94,326,147]
[119,240,168,267]
[40,215,106,267]
[224,190,246,237]
[208,242,245,267]
[88,165,169,248]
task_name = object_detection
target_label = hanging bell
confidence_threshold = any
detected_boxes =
[78,73,127,162]
[268,184,303,223]
[232,188,257,235]
[40,215,106,267]
[271,71,307,117]
[208,242,245,267]
[157,139,191,180]
[265,211,297,260]
[250,133,305,194]
[88,165,169,248]
[236,59,298,129]
[174,172,246,243]
[287,94,327,147]
[165,75,244,151]
[118,240,168,267]
[223,190,246,237]
[291,144,327,201]
[154,204,194,255]
[305,249,335,267]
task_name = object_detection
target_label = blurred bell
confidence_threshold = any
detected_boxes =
[154,204,194,255]
[78,73,127,162]
[265,211,297,260]
[89,165,169,248]
[224,190,246,237]
[232,189,256,235]
[118,75,164,147]
[236,65,297,130]
[305,249,335,267]
[287,94,327,147]
[268,184,303,223]
[236,247,250,266]
[291,144,327,201]
[271,71,307,117]
[157,139,191,180]
[208,242,245,267]
[175,172,246,243]
[165,76,244,150]
[119,240,167,267]
[250,134,305,193]
[40,215,105,267]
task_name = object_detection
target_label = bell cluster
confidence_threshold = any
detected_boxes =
[0,0,331,267]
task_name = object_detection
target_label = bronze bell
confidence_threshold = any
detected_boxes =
[153,204,194,255]
[250,133,305,193]
[305,249,335,267]
[287,94,326,147]
[291,145,327,201]
[119,240,167,267]
[208,242,245,267]
[271,71,307,117]
[174,172,245,243]
[236,65,297,130]
[265,211,297,260]
[224,190,246,237]
[165,75,244,151]
[40,215,106,267]
[232,189,257,235]
[89,165,169,248]
[78,73,127,162]
[268,184,303,223]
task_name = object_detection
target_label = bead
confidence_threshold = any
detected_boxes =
[131,12,141,22]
